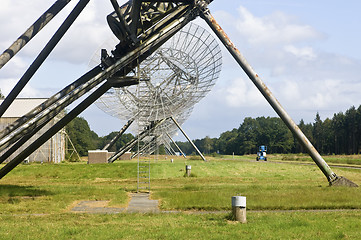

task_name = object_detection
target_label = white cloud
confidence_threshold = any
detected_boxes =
[205,3,361,128]
[218,77,264,108]
[284,45,317,60]
[235,6,323,46]
[2,2,361,138]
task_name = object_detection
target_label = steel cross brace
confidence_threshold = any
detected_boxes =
[108,118,167,163]
[0,0,198,178]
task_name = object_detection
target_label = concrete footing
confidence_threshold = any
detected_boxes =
[185,165,191,177]
[232,196,247,223]
[330,176,358,187]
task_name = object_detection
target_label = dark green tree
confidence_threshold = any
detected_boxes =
[332,112,346,154]
[313,112,323,152]
[97,132,134,152]
[66,117,99,156]
[295,119,314,153]
[345,106,358,154]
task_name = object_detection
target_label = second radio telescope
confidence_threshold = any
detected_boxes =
[95,22,222,125]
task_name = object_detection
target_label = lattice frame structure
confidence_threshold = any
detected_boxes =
[95,22,222,153]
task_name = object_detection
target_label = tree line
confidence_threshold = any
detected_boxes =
[66,117,134,156]
[66,104,361,157]
[174,105,361,156]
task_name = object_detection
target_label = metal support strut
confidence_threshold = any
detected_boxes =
[166,132,187,158]
[0,0,90,118]
[170,116,206,161]
[200,7,357,186]
[103,119,134,150]
[0,0,72,69]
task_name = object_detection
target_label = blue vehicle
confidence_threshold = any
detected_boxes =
[256,145,267,161]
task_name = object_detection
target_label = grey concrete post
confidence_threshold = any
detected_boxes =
[186,165,191,177]
[232,196,246,223]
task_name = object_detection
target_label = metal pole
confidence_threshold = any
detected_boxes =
[200,8,354,185]
[170,116,206,161]
[166,132,187,158]
[103,119,134,150]
[109,134,139,162]
[0,66,103,140]
[0,66,103,152]
[0,66,103,164]
[0,4,192,150]
[164,140,177,156]
[0,2,196,178]
[0,0,72,69]
[109,119,166,163]
[0,0,89,118]
[0,80,112,179]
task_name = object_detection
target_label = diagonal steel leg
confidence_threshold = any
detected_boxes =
[103,119,134,150]
[166,132,186,158]
[0,0,90,118]
[200,7,357,186]
[0,0,72,69]
[170,116,206,161]
[0,81,112,179]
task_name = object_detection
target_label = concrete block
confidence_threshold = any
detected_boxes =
[88,150,108,164]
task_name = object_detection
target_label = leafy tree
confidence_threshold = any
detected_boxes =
[217,128,238,154]
[66,117,98,156]
[295,119,314,153]
[97,132,134,152]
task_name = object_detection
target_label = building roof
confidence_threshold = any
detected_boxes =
[0,98,47,118]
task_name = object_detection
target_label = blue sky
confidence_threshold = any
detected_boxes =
[1,1,361,141]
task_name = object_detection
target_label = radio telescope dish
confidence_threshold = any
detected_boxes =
[94,22,222,129]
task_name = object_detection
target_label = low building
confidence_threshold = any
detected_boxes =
[0,98,66,163]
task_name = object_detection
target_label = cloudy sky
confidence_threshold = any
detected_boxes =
[1,0,361,141]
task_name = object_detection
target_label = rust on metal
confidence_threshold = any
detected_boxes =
[199,6,356,185]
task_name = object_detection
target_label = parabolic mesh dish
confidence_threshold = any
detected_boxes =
[95,22,222,129]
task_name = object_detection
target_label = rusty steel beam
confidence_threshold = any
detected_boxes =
[0,0,72,69]
[0,0,89,118]
[0,81,113,179]
[200,8,358,186]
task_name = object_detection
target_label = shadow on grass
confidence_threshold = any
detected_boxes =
[0,184,52,198]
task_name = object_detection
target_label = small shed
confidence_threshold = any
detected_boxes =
[0,98,66,163]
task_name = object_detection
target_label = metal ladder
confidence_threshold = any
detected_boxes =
[137,157,150,192]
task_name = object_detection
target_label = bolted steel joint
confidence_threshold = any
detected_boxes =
[194,0,211,14]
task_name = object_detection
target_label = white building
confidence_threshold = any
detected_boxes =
[0,98,65,163]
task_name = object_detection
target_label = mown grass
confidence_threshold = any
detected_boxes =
[1,157,361,213]
[260,153,361,166]
[150,158,361,210]
[0,211,360,239]
[0,155,361,239]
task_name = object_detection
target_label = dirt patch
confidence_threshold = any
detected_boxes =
[71,200,124,214]
[70,193,159,214]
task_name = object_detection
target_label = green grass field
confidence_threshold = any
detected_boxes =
[1,155,360,239]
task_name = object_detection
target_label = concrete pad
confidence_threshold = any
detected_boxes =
[71,200,124,214]
[126,193,159,213]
